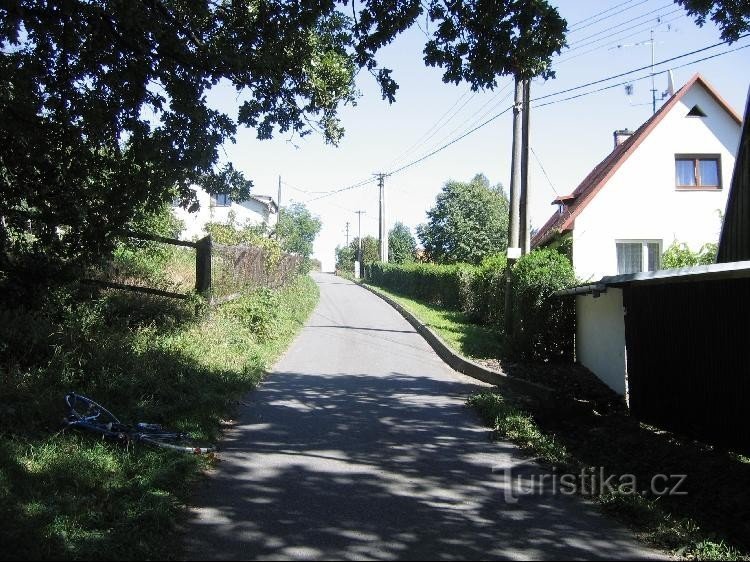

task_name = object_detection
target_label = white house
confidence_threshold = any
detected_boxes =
[173,186,279,241]
[532,73,743,395]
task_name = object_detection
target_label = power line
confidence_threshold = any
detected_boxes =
[534,42,750,110]
[568,0,640,29]
[386,39,748,178]
[386,105,515,177]
[303,176,378,203]
[386,87,476,167]
[564,4,680,54]
[556,13,686,66]
[568,0,651,33]
[530,146,559,197]
[300,37,749,205]
[397,81,513,166]
[537,35,750,104]
[282,180,332,195]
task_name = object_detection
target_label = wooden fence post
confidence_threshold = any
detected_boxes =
[195,235,212,298]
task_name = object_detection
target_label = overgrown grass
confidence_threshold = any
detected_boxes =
[363,283,505,360]
[0,275,319,560]
[468,390,750,561]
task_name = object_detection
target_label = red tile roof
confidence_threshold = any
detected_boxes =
[531,73,743,248]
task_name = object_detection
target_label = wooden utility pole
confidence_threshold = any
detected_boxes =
[376,173,388,262]
[520,78,531,255]
[276,175,282,240]
[508,77,523,253]
[355,210,366,278]
[504,76,526,334]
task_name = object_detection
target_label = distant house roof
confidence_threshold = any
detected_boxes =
[248,194,278,213]
[532,73,743,249]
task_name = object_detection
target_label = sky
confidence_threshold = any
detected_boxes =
[206,0,750,272]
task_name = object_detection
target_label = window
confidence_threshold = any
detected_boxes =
[211,193,231,206]
[675,155,721,189]
[616,241,661,275]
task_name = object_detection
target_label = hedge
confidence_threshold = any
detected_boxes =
[508,248,575,361]
[366,248,575,362]
[366,261,473,310]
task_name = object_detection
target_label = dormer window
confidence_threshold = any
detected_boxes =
[675,155,721,190]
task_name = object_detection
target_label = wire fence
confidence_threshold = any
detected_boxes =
[210,242,302,303]
[89,233,302,304]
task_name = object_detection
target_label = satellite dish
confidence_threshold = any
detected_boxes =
[667,70,675,96]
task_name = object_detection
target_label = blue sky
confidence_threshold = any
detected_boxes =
[207,1,750,271]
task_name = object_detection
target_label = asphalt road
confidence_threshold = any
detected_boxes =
[182,272,661,561]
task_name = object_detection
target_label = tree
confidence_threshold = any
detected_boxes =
[424,0,567,84]
[388,222,417,264]
[0,1,568,271]
[276,203,321,260]
[417,174,509,265]
[335,244,356,272]
[675,1,750,43]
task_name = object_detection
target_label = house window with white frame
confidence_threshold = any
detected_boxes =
[211,193,231,206]
[616,240,661,275]
[675,155,721,189]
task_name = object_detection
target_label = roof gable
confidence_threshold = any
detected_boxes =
[532,74,742,248]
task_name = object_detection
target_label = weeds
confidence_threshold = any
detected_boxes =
[468,389,750,560]
[0,274,319,559]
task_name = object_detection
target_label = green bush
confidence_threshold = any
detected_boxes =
[366,261,475,309]
[467,253,507,325]
[509,248,575,361]
[661,241,717,269]
[367,248,574,363]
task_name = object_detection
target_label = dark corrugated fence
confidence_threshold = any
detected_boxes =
[623,278,750,453]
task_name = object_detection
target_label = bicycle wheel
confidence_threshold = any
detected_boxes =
[136,431,216,454]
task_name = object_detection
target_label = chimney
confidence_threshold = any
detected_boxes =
[613,129,633,148]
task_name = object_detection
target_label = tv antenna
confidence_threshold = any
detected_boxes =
[612,16,678,113]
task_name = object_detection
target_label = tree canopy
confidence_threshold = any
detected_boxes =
[417,174,509,265]
[675,0,750,43]
[0,0,568,271]
[336,235,379,272]
[276,203,321,260]
[388,222,417,264]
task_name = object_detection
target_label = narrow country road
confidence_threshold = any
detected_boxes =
[182,273,659,561]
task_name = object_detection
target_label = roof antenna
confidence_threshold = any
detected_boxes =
[663,70,676,99]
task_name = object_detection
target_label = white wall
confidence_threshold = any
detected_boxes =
[173,186,277,241]
[576,289,627,395]
[572,84,741,282]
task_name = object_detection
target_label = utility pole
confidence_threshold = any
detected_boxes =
[505,76,525,334]
[345,221,350,246]
[276,175,282,240]
[650,30,657,114]
[520,78,531,255]
[375,173,388,262]
[355,210,366,278]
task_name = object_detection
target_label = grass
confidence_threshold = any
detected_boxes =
[468,390,750,560]
[362,283,505,360]
[357,277,750,561]
[0,274,319,560]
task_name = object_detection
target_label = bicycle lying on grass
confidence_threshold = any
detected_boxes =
[64,392,216,454]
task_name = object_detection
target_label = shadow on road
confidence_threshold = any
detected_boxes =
[184,370,656,561]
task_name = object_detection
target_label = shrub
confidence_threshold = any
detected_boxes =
[509,248,575,361]
[467,253,507,325]
[366,261,476,309]
[661,241,717,269]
